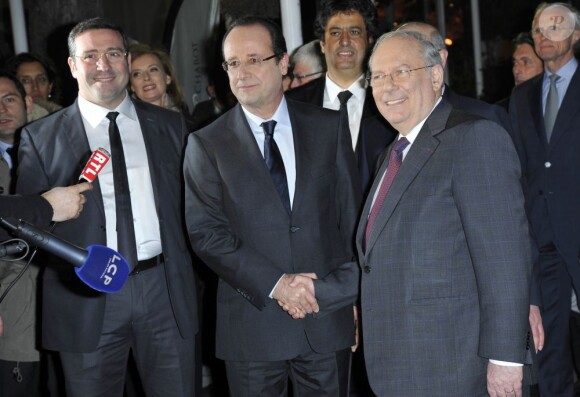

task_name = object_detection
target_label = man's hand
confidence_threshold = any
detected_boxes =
[42,183,92,222]
[352,305,359,352]
[274,273,318,319]
[529,304,544,353]
[487,362,523,397]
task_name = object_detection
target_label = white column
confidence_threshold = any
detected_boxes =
[435,0,448,85]
[9,0,29,53]
[280,0,303,54]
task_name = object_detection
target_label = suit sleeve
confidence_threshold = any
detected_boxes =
[0,195,53,240]
[453,120,532,363]
[183,133,286,310]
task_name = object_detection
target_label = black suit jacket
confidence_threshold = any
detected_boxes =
[15,98,198,352]
[443,85,512,132]
[183,98,361,361]
[286,77,396,195]
[509,66,580,298]
[0,195,52,240]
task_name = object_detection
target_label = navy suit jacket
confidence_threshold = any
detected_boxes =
[15,98,199,352]
[509,65,580,297]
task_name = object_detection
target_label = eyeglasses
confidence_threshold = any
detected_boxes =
[293,71,324,80]
[222,54,278,72]
[74,50,128,64]
[366,65,434,88]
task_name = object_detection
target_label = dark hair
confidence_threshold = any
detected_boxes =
[68,17,129,58]
[314,0,379,41]
[513,32,535,49]
[128,43,186,110]
[4,52,60,102]
[0,70,27,101]
[222,16,287,62]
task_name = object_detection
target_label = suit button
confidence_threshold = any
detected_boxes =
[364,266,371,273]
[290,226,300,233]
[544,162,551,168]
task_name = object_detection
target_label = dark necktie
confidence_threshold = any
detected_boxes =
[364,137,410,247]
[261,120,291,214]
[106,112,138,269]
[338,90,353,141]
[544,73,560,142]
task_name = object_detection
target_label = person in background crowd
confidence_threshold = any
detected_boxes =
[5,53,62,121]
[289,40,326,89]
[509,3,580,396]
[497,32,545,110]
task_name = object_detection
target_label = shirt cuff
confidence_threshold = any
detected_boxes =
[269,274,285,299]
[489,359,523,367]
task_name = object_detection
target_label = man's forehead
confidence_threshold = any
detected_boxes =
[224,26,273,57]
[326,11,365,28]
[75,29,124,47]
[0,78,20,96]
[372,38,419,67]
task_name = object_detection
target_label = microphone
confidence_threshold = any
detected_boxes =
[79,148,110,183]
[0,217,130,293]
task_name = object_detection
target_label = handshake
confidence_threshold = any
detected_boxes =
[272,273,318,319]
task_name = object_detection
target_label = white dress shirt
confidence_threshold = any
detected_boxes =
[323,74,366,149]
[78,93,162,260]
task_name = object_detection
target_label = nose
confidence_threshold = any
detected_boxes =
[30,79,39,92]
[96,54,111,71]
[143,71,150,81]
[339,30,350,46]
[0,101,6,113]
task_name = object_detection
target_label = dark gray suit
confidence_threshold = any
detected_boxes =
[184,98,360,392]
[15,98,199,395]
[358,99,531,396]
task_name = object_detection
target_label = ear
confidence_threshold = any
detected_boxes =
[67,57,78,79]
[572,29,580,45]
[439,48,449,69]
[278,53,290,75]
[165,74,172,86]
[319,40,326,54]
[24,95,33,115]
[431,64,444,92]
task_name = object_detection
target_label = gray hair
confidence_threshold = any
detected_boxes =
[397,22,446,50]
[291,40,326,72]
[368,30,442,74]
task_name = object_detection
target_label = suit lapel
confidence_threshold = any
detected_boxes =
[227,105,290,216]
[65,102,106,220]
[286,101,311,215]
[550,67,580,147]
[527,76,546,145]
[360,101,449,255]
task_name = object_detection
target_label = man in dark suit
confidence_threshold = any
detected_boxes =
[359,30,531,397]
[286,0,395,195]
[184,16,360,396]
[398,22,512,132]
[15,18,198,396]
[509,4,580,396]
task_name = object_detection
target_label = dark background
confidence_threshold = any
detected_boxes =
[1,0,578,106]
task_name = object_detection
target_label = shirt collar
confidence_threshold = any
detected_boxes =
[241,96,291,131]
[399,96,443,145]
[544,57,578,82]
[325,74,367,103]
[77,91,137,127]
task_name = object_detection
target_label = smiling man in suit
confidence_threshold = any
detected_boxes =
[358,30,532,397]
[184,16,360,396]
[15,17,199,397]
[509,3,580,396]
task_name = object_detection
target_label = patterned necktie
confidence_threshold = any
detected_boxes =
[544,73,560,142]
[261,120,291,214]
[364,137,410,247]
[106,112,138,269]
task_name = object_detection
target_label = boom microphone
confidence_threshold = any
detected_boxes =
[79,148,110,183]
[0,217,130,293]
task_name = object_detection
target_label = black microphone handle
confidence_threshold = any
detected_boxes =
[0,217,87,267]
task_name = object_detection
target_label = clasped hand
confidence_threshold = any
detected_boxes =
[272,273,318,319]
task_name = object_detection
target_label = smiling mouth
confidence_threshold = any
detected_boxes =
[384,98,406,106]
[142,84,156,91]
